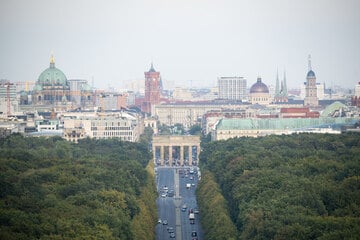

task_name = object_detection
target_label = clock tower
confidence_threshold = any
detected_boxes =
[304,55,319,107]
[142,63,161,114]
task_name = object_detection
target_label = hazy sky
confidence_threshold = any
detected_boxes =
[1,0,359,90]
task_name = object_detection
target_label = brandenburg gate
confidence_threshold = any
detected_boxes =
[152,135,201,166]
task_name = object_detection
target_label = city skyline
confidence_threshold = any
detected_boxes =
[1,0,359,91]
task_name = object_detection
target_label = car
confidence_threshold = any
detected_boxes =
[167,227,174,233]
[191,231,197,237]
[167,190,174,197]
[162,219,168,225]
[194,208,199,214]
[181,204,187,212]
[170,232,175,238]
[161,192,167,198]
[158,219,162,224]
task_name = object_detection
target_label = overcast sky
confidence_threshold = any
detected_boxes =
[1,0,359,90]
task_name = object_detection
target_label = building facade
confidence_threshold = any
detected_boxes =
[351,82,360,107]
[0,80,17,115]
[218,77,247,101]
[212,117,355,141]
[63,111,143,142]
[67,79,93,108]
[155,103,223,128]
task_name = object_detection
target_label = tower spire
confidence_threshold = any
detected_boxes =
[308,54,312,71]
[283,70,288,96]
[275,69,280,96]
[149,62,156,72]
[50,53,55,68]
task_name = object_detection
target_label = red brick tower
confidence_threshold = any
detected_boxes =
[142,63,160,114]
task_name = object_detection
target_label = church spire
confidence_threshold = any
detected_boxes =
[308,54,312,71]
[275,69,280,96]
[283,70,288,96]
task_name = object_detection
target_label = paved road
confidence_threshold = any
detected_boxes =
[155,167,204,240]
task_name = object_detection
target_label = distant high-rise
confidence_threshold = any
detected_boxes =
[142,63,161,114]
[351,82,360,107]
[304,55,319,107]
[218,77,247,101]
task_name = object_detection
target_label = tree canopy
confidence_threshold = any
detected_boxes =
[198,133,360,239]
[0,134,157,240]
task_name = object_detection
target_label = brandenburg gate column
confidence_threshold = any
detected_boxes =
[180,145,184,166]
[160,146,164,165]
[196,144,200,163]
[169,145,173,166]
[152,145,156,163]
[189,145,193,166]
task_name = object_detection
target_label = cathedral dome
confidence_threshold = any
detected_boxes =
[37,55,68,87]
[307,70,316,78]
[250,77,269,93]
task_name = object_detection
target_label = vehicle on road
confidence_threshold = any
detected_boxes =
[186,183,191,189]
[170,232,175,238]
[162,220,168,225]
[191,230,198,240]
[189,213,195,224]
[181,204,187,212]
[167,190,174,197]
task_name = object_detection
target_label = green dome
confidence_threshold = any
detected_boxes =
[81,83,92,91]
[37,56,68,86]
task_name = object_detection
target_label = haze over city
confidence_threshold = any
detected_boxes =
[1,0,359,90]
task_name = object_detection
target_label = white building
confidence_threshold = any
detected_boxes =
[300,82,324,100]
[355,82,360,97]
[62,111,143,142]
[218,77,247,101]
[0,80,18,115]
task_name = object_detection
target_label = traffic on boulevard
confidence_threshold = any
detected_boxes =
[155,167,203,240]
